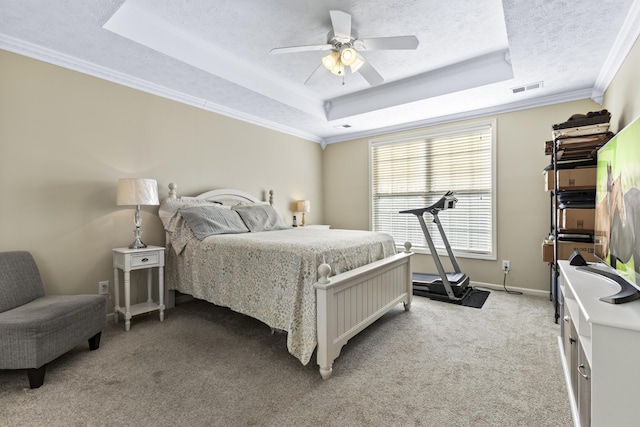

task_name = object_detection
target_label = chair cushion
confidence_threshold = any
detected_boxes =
[0,251,45,313]
[0,295,106,369]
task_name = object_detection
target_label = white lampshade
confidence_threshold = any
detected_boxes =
[117,178,159,206]
[322,51,340,70]
[340,48,357,66]
[350,56,365,73]
[296,200,310,213]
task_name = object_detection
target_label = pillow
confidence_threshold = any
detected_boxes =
[232,204,290,232]
[158,198,229,232]
[179,205,249,239]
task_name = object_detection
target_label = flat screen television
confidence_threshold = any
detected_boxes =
[590,116,640,303]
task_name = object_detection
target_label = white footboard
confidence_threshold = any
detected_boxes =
[314,242,413,379]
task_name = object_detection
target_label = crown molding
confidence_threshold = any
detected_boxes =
[102,1,325,120]
[593,0,640,94]
[325,50,513,121]
[322,88,595,145]
[0,35,322,144]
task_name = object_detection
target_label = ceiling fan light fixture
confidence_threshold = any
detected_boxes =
[322,51,341,71]
[350,56,365,73]
[329,62,345,76]
[340,48,357,66]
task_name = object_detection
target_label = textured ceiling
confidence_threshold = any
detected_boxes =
[1,0,639,146]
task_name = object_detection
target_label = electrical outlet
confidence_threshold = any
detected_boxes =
[98,280,109,295]
[502,260,511,271]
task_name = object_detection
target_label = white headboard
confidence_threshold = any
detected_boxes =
[167,183,274,206]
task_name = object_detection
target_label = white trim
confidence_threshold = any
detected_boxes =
[103,1,326,120]
[0,34,599,148]
[3,0,637,150]
[326,88,594,145]
[593,0,640,96]
[326,50,513,121]
[0,34,323,144]
[369,119,497,260]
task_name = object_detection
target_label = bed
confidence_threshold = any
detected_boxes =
[160,183,413,379]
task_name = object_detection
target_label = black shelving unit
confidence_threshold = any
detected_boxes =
[545,113,613,322]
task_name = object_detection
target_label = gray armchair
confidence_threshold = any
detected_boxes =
[0,251,106,388]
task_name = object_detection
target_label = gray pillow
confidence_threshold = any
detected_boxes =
[179,205,249,239]
[232,204,290,232]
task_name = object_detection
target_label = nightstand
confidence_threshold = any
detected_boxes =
[301,225,330,229]
[112,246,165,331]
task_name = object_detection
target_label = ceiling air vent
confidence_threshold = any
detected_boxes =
[511,81,543,94]
[334,124,352,129]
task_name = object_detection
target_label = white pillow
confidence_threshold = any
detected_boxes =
[158,198,229,231]
[232,204,290,232]
[179,205,249,239]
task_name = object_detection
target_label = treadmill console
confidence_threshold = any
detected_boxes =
[442,194,457,210]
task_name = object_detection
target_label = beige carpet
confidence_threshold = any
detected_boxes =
[0,290,572,427]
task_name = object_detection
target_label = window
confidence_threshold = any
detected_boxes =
[370,120,496,259]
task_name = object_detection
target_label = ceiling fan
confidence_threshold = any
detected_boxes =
[269,10,419,87]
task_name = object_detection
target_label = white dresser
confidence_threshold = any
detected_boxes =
[558,261,640,427]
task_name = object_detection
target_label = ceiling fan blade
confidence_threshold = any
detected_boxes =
[304,63,327,85]
[356,35,419,51]
[357,60,384,86]
[270,44,333,55]
[330,10,352,40]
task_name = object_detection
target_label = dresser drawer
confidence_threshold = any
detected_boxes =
[131,252,159,267]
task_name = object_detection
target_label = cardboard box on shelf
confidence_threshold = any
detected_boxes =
[541,240,603,263]
[544,167,596,191]
[559,208,595,231]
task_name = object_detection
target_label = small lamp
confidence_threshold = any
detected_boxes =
[117,178,159,249]
[350,56,365,73]
[296,200,311,227]
[340,48,357,66]
[322,51,344,76]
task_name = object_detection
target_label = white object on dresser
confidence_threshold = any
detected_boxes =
[113,246,165,331]
[558,260,640,427]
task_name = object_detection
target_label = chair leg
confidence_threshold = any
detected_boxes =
[24,332,101,389]
[88,331,102,351]
[27,365,47,389]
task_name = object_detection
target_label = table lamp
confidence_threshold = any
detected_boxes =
[117,178,159,249]
[296,200,311,227]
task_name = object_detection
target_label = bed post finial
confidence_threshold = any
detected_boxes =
[269,190,274,206]
[404,242,412,253]
[168,183,177,199]
[317,263,331,285]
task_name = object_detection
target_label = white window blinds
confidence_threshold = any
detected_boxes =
[370,122,496,259]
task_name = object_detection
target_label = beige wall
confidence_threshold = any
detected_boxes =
[1,33,638,302]
[323,100,601,294]
[323,35,639,294]
[323,35,640,294]
[0,50,323,311]
[603,35,640,131]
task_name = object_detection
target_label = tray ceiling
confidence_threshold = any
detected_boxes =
[1,0,639,146]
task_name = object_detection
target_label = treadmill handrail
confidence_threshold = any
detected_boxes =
[399,191,456,216]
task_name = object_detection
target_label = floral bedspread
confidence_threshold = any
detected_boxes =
[165,227,396,365]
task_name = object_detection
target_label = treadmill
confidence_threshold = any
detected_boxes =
[399,191,471,301]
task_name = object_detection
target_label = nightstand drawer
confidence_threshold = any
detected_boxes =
[131,252,159,267]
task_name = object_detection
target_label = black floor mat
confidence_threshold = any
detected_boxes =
[414,288,490,309]
[460,289,490,308]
